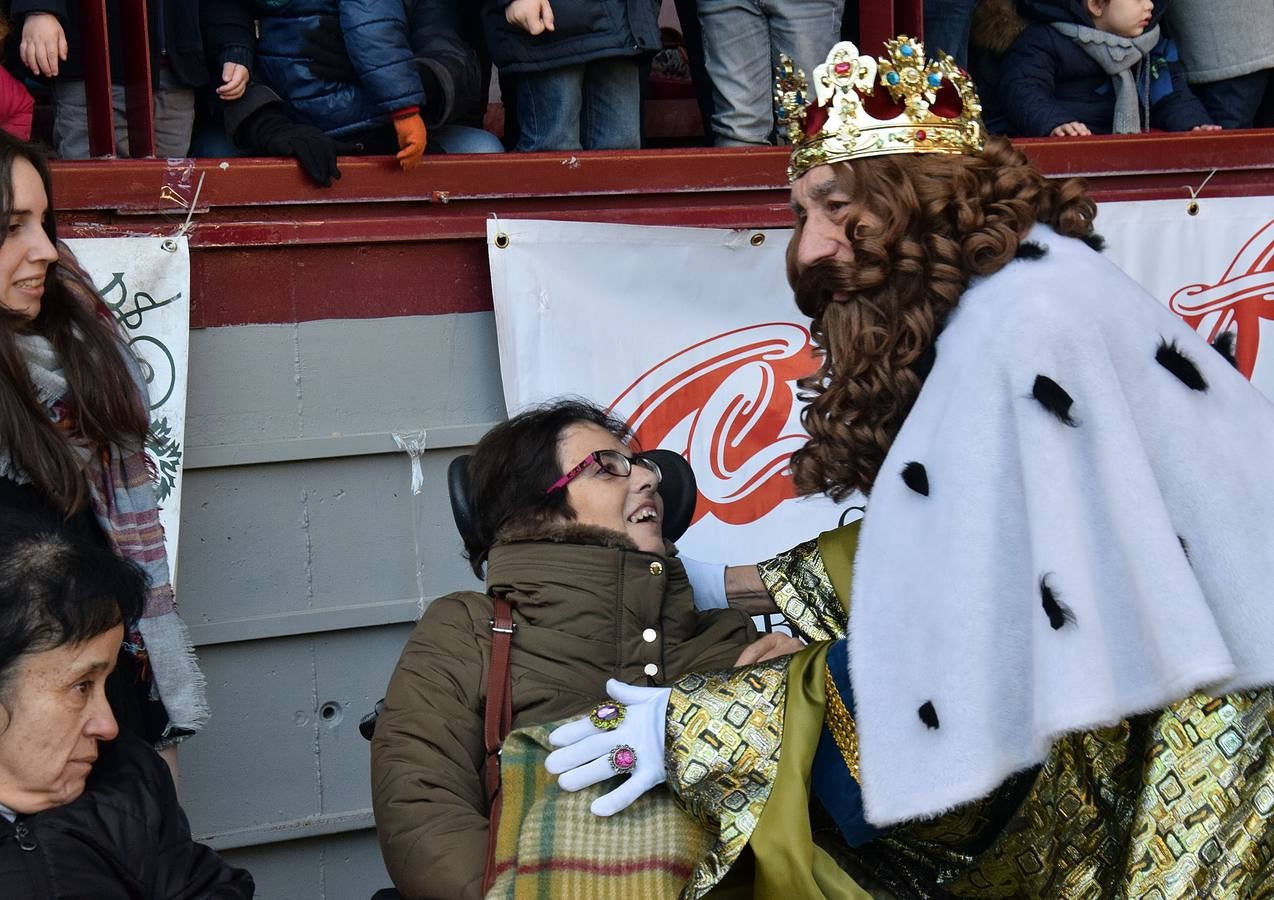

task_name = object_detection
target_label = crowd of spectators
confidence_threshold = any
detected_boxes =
[0,0,1267,184]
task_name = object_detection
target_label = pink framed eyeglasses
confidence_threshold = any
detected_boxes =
[546,449,662,494]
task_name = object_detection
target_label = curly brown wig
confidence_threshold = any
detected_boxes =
[787,136,1097,501]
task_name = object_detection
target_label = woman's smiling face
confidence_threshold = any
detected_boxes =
[0,157,57,323]
[556,422,665,554]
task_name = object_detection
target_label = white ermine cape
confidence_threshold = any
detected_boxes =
[849,224,1274,827]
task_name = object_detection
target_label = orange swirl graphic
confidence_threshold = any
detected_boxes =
[610,323,820,526]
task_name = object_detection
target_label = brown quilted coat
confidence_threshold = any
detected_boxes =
[370,524,757,900]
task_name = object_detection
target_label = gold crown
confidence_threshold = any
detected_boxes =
[775,36,985,182]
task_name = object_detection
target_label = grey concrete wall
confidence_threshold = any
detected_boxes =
[176,312,506,898]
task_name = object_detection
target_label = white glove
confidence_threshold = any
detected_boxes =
[545,679,671,817]
[680,555,728,611]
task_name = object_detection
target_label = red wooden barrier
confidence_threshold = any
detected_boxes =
[47,131,1274,328]
[79,0,155,157]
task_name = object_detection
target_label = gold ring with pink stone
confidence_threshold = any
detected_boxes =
[608,744,637,774]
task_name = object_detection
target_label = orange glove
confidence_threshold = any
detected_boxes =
[392,111,427,172]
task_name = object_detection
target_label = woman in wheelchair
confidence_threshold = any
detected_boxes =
[370,399,762,900]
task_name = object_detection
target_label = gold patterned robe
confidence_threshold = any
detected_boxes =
[664,525,1274,899]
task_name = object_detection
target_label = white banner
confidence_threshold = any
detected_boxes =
[488,196,1274,563]
[1098,196,1274,397]
[66,237,191,574]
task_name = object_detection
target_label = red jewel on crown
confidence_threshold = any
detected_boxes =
[916,129,927,141]
[833,61,851,75]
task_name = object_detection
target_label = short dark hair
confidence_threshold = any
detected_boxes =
[463,398,630,577]
[0,515,146,698]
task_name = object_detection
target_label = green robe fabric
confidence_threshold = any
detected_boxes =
[669,523,1274,899]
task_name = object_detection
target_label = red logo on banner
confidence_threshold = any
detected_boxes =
[1169,219,1274,379]
[610,323,819,526]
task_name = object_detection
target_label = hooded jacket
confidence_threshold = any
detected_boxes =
[0,734,253,899]
[370,525,757,900]
[253,0,423,139]
[1001,0,1213,135]
[481,0,661,75]
[249,0,488,139]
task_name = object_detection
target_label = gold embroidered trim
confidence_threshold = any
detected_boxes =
[823,663,861,782]
[758,538,847,643]
[665,659,788,899]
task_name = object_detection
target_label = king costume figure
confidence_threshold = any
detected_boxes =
[540,36,1274,899]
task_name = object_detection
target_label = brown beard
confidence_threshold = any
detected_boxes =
[785,137,1098,501]
[790,257,935,501]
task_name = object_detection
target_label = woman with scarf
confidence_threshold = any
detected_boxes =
[0,132,207,765]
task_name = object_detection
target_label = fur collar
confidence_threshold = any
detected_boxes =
[495,520,640,552]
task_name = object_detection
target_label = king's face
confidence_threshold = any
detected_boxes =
[790,166,857,284]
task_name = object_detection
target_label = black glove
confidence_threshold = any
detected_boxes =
[302,16,358,83]
[240,105,353,187]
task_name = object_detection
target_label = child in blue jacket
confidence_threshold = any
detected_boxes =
[1001,0,1219,136]
[252,0,502,171]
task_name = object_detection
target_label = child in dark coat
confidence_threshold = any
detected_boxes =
[483,0,661,151]
[10,0,208,157]
[1001,0,1219,136]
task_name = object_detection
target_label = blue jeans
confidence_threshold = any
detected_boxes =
[697,0,843,146]
[430,124,505,154]
[515,58,641,151]
[923,0,980,70]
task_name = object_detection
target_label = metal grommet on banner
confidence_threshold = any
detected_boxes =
[494,232,510,249]
[1184,169,1216,217]
[160,171,206,251]
[750,232,765,246]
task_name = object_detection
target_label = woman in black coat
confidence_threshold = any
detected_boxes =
[0,516,253,899]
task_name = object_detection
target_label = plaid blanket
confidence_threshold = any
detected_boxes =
[488,719,713,900]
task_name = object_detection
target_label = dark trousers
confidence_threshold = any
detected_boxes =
[1193,70,1273,130]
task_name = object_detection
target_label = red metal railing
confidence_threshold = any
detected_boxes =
[80,0,155,157]
[861,0,925,51]
[75,0,920,159]
[47,130,1274,328]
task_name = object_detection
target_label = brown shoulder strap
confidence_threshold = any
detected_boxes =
[482,592,515,894]
[483,593,515,802]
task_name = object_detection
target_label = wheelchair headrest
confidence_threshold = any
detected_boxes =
[448,448,698,551]
[643,448,697,543]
